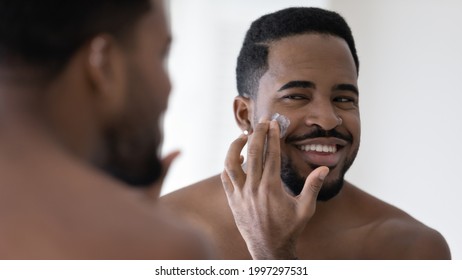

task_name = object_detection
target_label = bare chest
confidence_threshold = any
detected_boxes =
[211,221,376,260]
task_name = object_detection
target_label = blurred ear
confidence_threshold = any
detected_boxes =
[233,95,253,132]
[85,35,128,121]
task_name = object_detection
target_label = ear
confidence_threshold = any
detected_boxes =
[85,35,128,121]
[233,95,253,133]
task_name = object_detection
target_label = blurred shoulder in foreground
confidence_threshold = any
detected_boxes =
[0,0,212,259]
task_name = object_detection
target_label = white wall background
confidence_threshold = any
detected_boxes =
[162,0,462,259]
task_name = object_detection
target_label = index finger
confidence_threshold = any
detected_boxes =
[261,120,281,187]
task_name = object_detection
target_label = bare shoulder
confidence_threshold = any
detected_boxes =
[0,178,213,259]
[161,174,224,215]
[102,195,214,259]
[160,174,239,259]
[123,204,214,260]
[369,215,451,259]
[345,185,451,259]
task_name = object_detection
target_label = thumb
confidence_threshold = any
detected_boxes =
[297,166,329,217]
[146,150,181,199]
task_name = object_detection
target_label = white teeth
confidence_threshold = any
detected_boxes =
[299,144,337,153]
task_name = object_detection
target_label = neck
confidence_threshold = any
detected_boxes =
[0,108,55,157]
[0,81,68,162]
[1,74,47,115]
[0,76,101,164]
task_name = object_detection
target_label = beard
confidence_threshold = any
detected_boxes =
[97,64,164,188]
[281,156,350,201]
[280,127,359,201]
[100,126,162,187]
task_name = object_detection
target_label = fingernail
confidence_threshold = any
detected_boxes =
[271,113,290,138]
[270,119,278,128]
[319,168,329,180]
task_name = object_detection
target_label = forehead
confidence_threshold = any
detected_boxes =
[261,33,357,86]
[134,0,169,42]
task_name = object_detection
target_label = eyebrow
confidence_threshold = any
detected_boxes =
[277,80,359,95]
[333,83,359,95]
[277,80,315,91]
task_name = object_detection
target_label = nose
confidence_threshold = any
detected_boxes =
[304,98,341,130]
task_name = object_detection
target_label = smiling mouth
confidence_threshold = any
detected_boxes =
[294,143,344,168]
[297,144,337,153]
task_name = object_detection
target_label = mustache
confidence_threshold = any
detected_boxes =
[285,127,353,143]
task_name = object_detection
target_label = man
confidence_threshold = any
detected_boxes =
[162,7,451,259]
[0,0,210,259]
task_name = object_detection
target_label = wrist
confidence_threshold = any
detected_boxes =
[248,242,298,260]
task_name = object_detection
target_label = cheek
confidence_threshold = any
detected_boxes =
[135,63,170,112]
[124,68,155,131]
[253,99,286,124]
[340,113,361,153]
[278,111,305,135]
[345,113,361,138]
[146,60,171,109]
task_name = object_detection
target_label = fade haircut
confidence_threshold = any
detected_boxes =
[236,7,359,98]
[0,0,151,81]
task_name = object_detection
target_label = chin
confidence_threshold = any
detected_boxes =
[281,168,345,201]
[100,124,163,188]
[102,155,162,187]
[315,176,345,201]
[281,156,346,201]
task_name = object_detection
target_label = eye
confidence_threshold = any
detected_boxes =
[282,94,309,101]
[333,96,358,109]
[334,96,355,103]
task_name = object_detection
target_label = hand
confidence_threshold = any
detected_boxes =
[221,120,329,259]
[145,150,180,200]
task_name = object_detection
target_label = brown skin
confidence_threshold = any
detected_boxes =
[162,34,450,259]
[0,0,211,259]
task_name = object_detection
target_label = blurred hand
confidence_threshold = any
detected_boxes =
[146,150,180,200]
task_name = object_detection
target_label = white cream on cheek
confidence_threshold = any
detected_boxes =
[271,113,290,138]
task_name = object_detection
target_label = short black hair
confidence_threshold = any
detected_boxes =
[0,0,151,80]
[236,7,359,98]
